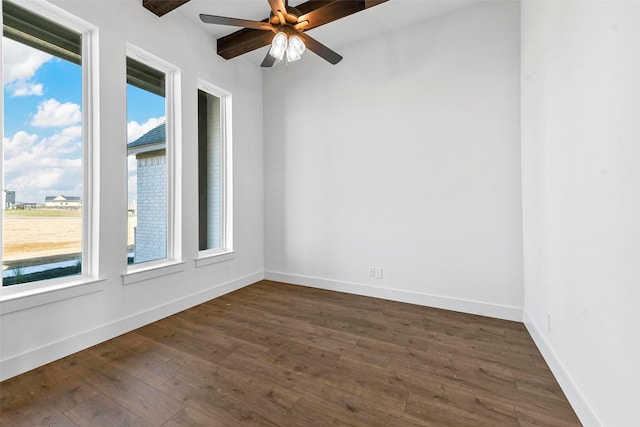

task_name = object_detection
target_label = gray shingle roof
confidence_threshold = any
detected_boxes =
[128,122,165,148]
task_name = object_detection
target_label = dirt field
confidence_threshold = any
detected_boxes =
[2,211,136,269]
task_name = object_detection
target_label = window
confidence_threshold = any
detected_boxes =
[126,45,180,271]
[1,0,96,290]
[198,81,232,257]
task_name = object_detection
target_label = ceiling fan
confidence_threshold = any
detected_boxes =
[199,0,388,67]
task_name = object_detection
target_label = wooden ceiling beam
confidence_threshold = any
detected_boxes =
[217,29,274,61]
[143,0,191,17]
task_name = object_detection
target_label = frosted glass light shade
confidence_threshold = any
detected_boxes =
[286,34,305,62]
[269,32,288,61]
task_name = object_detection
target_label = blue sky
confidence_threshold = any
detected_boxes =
[3,37,164,204]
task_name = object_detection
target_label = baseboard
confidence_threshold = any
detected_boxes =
[264,271,522,322]
[523,310,601,427]
[0,271,263,382]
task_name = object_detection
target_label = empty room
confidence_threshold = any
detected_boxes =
[0,0,638,425]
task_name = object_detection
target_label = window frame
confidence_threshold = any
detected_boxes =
[0,0,102,310]
[195,79,233,265]
[122,44,182,284]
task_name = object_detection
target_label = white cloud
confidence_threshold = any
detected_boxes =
[3,38,51,97]
[31,99,82,127]
[3,128,82,203]
[127,155,138,201]
[10,168,65,189]
[2,38,52,83]
[41,126,82,153]
[128,175,137,202]
[5,156,82,203]
[128,154,137,172]
[3,131,39,158]
[11,81,44,97]
[7,127,81,169]
[127,116,165,143]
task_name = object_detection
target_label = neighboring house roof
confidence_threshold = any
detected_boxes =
[45,195,81,202]
[128,122,166,155]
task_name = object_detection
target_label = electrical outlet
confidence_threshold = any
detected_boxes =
[369,267,376,277]
[226,262,233,275]
[375,267,383,279]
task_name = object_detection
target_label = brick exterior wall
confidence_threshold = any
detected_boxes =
[135,153,166,263]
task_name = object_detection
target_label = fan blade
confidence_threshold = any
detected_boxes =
[297,0,389,31]
[299,34,342,65]
[200,14,273,31]
[261,51,277,68]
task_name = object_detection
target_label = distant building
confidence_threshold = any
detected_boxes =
[45,195,82,208]
[4,190,16,209]
[127,122,166,263]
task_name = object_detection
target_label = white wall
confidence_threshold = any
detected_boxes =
[264,1,523,320]
[0,0,264,380]
[521,1,640,425]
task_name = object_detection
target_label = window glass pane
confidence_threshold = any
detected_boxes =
[198,89,223,251]
[2,1,83,286]
[126,57,166,265]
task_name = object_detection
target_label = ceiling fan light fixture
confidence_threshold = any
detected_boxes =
[269,31,288,61]
[286,34,305,62]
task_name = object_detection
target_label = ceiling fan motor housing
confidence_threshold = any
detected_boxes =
[269,5,302,26]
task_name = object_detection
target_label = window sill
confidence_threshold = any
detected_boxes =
[123,261,185,286]
[195,251,235,268]
[0,277,106,315]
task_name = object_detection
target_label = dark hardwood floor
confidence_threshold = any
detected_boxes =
[0,280,581,426]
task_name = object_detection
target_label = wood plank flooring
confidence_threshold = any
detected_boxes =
[0,280,581,426]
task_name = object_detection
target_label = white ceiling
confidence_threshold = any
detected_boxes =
[177,0,481,66]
